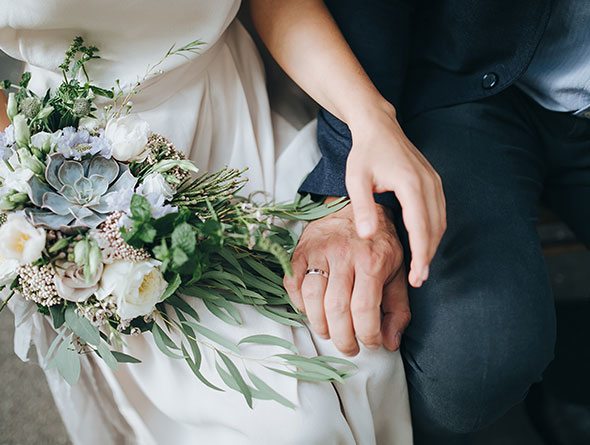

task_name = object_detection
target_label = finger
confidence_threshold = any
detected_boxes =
[345,165,378,239]
[350,269,384,349]
[301,260,330,339]
[395,184,432,288]
[323,264,358,356]
[381,269,411,351]
[284,251,308,312]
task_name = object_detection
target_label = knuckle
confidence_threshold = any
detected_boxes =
[357,331,381,346]
[337,343,360,356]
[351,297,378,315]
[324,297,350,316]
[359,249,387,272]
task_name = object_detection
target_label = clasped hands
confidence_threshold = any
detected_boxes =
[285,104,446,356]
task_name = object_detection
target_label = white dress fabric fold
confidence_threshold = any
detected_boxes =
[0,1,412,443]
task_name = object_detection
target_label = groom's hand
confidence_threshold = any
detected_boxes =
[285,201,411,356]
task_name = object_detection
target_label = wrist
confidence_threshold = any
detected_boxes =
[345,98,397,136]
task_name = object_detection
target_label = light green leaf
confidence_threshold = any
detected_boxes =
[152,323,185,359]
[111,351,142,364]
[217,351,252,408]
[239,334,299,354]
[182,321,241,354]
[247,371,295,409]
[55,335,81,385]
[254,305,302,327]
[97,341,119,370]
[218,247,243,275]
[181,342,223,391]
[275,354,345,383]
[204,299,240,326]
[244,257,284,287]
[44,328,67,366]
[161,273,182,301]
[64,305,100,346]
[166,294,200,322]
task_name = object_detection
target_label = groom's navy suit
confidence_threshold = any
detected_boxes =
[301,0,590,443]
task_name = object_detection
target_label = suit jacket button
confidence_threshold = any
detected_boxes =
[482,72,498,89]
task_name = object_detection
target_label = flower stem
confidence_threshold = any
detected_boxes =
[0,290,15,314]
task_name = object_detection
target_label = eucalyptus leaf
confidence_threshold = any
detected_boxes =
[239,334,299,354]
[217,351,252,408]
[166,294,200,322]
[182,321,240,354]
[49,305,66,329]
[97,341,119,370]
[64,305,100,346]
[244,257,284,287]
[111,351,142,364]
[152,323,185,359]
[161,273,182,301]
[247,371,295,409]
[55,335,81,385]
[181,342,223,391]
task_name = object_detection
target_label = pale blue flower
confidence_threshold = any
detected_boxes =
[56,127,112,159]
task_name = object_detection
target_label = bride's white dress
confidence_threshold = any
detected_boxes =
[0,1,412,444]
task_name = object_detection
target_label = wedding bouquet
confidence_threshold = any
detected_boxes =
[0,38,353,408]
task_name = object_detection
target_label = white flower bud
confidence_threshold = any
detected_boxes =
[6,93,17,122]
[13,114,30,147]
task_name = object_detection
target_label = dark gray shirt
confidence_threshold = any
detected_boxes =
[517,1,590,117]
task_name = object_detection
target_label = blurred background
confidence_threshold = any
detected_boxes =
[1,49,589,445]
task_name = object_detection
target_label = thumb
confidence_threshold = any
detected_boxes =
[345,166,378,239]
[381,269,411,351]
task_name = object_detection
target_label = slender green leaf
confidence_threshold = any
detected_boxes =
[152,323,185,359]
[239,335,299,354]
[218,247,243,275]
[247,371,295,409]
[166,294,200,322]
[254,305,302,327]
[55,335,80,385]
[97,341,119,370]
[181,342,223,391]
[244,257,284,286]
[182,321,240,354]
[162,273,182,301]
[44,328,67,366]
[204,299,240,326]
[49,305,66,329]
[217,351,252,408]
[111,351,142,364]
[64,305,100,346]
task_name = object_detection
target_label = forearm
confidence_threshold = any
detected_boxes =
[249,0,395,131]
[0,93,10,130]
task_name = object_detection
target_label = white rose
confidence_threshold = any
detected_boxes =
[0,214,46,264]
[105,115,151,162]
[95,259,167,320]
[0,255,19,286]
[138,172,175,200]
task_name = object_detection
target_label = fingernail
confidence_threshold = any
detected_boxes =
[366,343,380,350]
[421,265,430,281]
[414,278,423,288]
[318,334,330,340]
[394,332,402,349]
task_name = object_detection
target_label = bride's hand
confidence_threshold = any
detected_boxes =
[346,103,446,287]
[285,202,410,356]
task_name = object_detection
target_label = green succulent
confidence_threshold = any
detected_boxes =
[25,153,137,231]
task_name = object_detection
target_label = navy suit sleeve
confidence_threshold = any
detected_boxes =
[298,0,413,207]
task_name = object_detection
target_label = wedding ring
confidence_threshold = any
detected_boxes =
[305,268,329,279]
